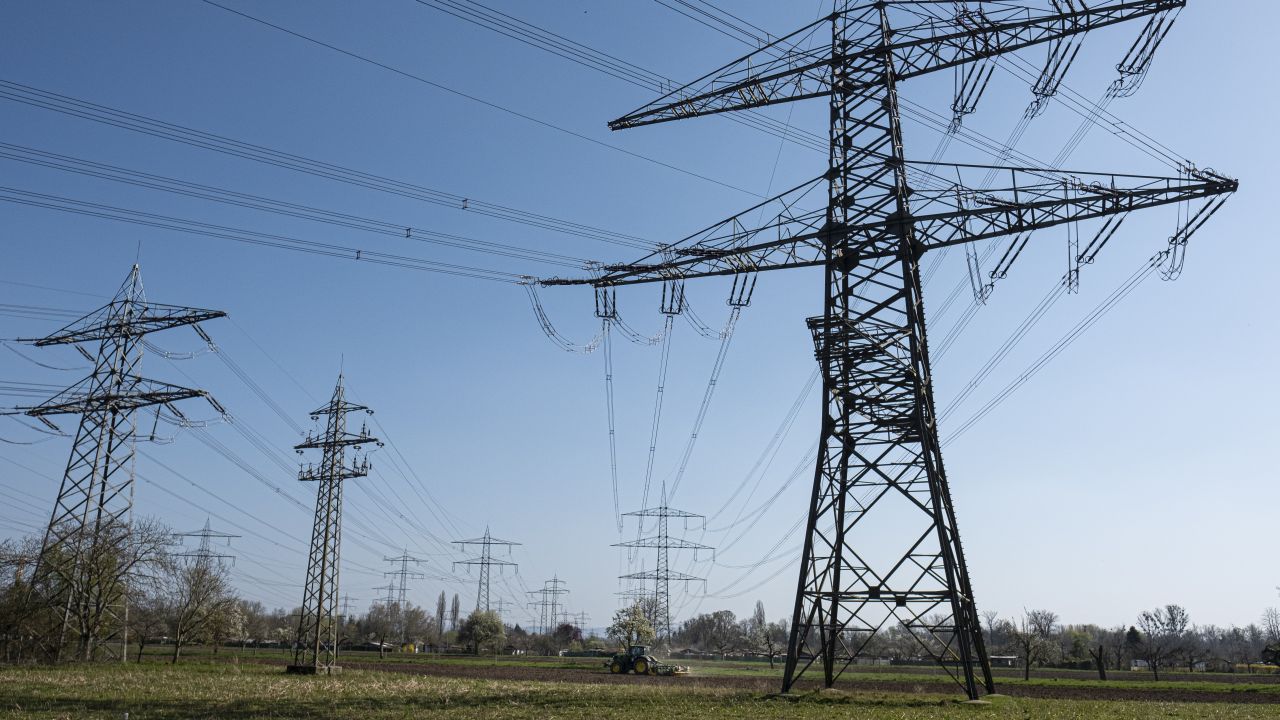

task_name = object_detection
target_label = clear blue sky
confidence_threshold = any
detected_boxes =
[0,1,1275,634]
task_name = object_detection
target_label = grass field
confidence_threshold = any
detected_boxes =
[3,654,1280,720]
[0,662,1276,720]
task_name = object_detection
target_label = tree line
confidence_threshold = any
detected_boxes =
[614,601,1280,679]
[3,520,1277,675]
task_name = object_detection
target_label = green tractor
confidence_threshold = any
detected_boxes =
[605,645,689,676]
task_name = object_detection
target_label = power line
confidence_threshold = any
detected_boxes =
[193,1,762,197]
[0,185,527,283]
[0,142,590,269]
[413,0,826,153]
[0,79,655,250]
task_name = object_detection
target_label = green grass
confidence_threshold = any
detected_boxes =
[135,646,1280,696]
[682,661,1280,694]
[1,662,1278,720]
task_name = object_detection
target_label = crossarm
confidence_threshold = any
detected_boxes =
[542,167,1235,287]
[22,376,208,415]
[609,1,1182,130]
[29,302,226,346]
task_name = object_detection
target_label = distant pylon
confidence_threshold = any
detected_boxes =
[339,594,359,623]
[174,518,238,566]
[383,550,424,644]
[490,597,515,618]
[287,375,380,675]
[526,576,569,636]
[383,550,425,607]
[16,265,224,662]
[614,482,711,641]
[373,583,397,608]
[452,527,519,613]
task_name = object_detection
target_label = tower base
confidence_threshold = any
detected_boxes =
[285,665,342,675]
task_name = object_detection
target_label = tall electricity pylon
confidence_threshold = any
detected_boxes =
[526,576,569,636]
[16,265,223,662]
[614,483,712,641]
[287,375,379,675]
[545,1,1236,699]
[175,518,238,566]
[453,527,519,613]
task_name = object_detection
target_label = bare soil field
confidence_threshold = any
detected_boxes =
[240,655,1280,705]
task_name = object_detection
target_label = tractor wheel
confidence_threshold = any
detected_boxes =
[609,660,624,674]
[633,658,649,675]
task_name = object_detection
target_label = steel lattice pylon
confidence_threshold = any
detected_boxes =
[544,0,1237,699]
[17,265,223,662]
[614,483,711,641]
[287,375,379,675]
[526,577,569,636]
[174,518,238,566]
[453,527,519,615]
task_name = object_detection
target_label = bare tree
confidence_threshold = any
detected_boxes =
[1183,624,1215,673]
[167,557,236,663]
[761,620,788,668]
[1262,607,1280,644]
[0,535,43,662]
[237,600,268,655]
[129,584,169,663]
[1134,604,1190,681]
[19,518,173,661]
[449,594,460,632]
[1085,626,1127,680]
[1087,642,1108,680]
[739,601,787,668]
[1004,609,1058,681]
[981,610,1000,640]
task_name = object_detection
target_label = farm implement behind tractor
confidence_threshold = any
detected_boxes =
[605,645,689,676]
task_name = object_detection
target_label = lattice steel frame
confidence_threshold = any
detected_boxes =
[20,265,223,662]
[453,527,519,614]
[544,0,1236,700]
[613,492,711,641]
[288,376,377,674]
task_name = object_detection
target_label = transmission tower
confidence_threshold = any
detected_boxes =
[383,550,425,607]
[613,484,712,641]
[174,518,238,566]
[382,550,424,645]
[526,576,569,636]
[339,594,359,622]
[373,583,397,608]
[14,265,224,662]
[545,1,1235,699]
[287,375,379,675]
[452,527,519,613]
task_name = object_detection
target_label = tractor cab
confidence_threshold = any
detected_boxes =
[627,645,651,658]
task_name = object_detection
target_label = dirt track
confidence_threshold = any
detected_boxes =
[248,657,1280,705]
